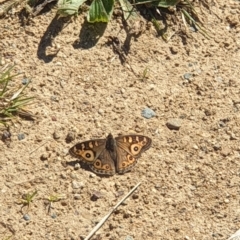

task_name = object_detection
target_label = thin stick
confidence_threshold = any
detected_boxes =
[84,182,141,240]
[29,139,50,155]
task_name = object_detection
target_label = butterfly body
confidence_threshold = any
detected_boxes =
[69,133,152,175]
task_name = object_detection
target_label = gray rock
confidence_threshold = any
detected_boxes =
[166,118,182,130]
[141,107,156,119]
[22,78,29,85]
[23,214,30,221]
[51,213,57,219]
[183,73,192,80]
[18,133,25,140]
[125,236,134,240]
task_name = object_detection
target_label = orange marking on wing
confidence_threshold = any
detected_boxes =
[89,142,93,148]
[81,143,85,149]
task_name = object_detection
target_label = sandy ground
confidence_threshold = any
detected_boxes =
[1,0,240,239]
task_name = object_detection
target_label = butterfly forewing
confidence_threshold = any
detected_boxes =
[115,135,152,173]
[115,135,152,157]
[69,137,116,175]
[69,139,106,163]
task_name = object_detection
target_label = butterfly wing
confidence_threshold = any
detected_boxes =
[89,148,116,175]
[115,135,152,174]
[69,138,116,175]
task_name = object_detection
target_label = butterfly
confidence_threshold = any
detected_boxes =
[69,133,152,175]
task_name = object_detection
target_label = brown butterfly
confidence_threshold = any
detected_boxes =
[69,133,152,175]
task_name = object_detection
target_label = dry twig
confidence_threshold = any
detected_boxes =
[84,182,141,240]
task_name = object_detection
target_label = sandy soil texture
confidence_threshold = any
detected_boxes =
[1,0,240,239]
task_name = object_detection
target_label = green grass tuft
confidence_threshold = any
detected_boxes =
[0,64,34,126]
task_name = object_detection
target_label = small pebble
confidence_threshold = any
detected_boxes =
[121,88,125,94]
[72,180,84,189]
[204,109,211,116]
[53,131,60,140]
[221,146,232,157]
[40,153,49,161]
[190,26,196,32]
[51,213,57,219]
[218,121,226,128]
[224,199,229,203]
[141,107,156,119]
[74,194,81,200]
[23,214,30,221]
[22,78,29,85]
[62,148,69,155]
[195,68,202,74]
[91,191,102,201]
[61,201,67,206]
[66,131,75,143]
[89,173,96,178]
[195,202,201,208]
[109,223,114,230]
[170,46,178,54]
[70,172,78,179]
[18,133,25,140]
[60,173,67,179]
[148,84,155,90]
[114,182,121,190]
[98,109,104,115]
[2,130,11,141]
[144,199,149,204]
[74,163,81,170]
[125,236,134,240]
[50,95,58,102]
[229,132,238,140]
[123,211,131,218]
[192,144,198,150]
[115,191,124,197]
[132,194,139,200]
[213,143,221,151]
[166,118,182,130]
[183,73,192,80]
[135,126,143,133]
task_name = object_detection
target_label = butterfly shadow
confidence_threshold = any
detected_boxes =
[65,160,112,178]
